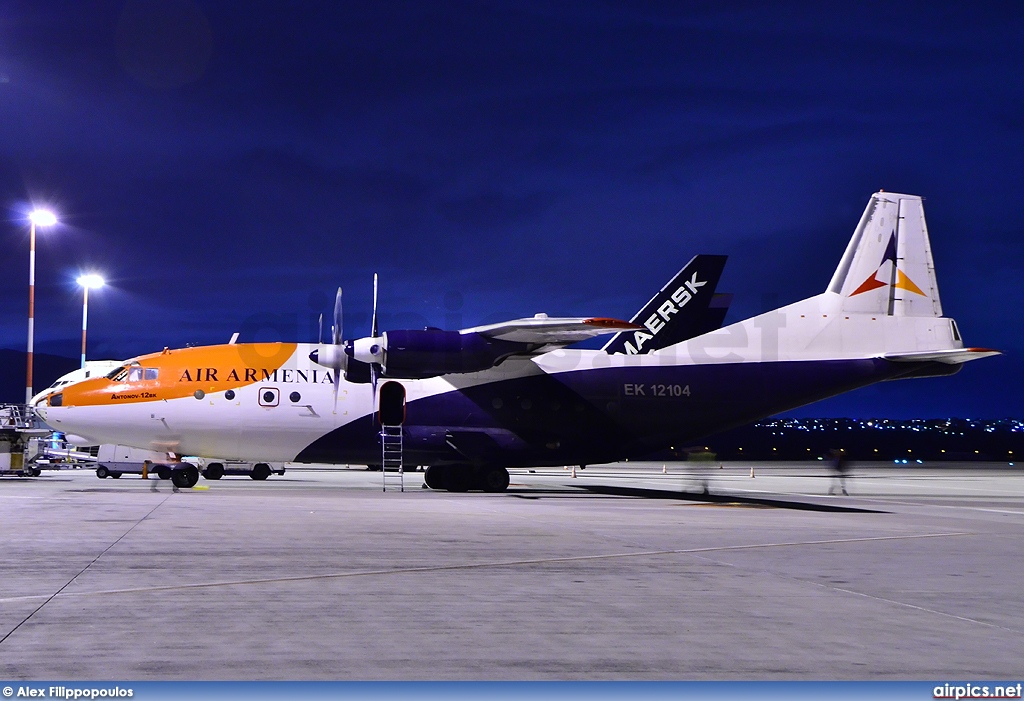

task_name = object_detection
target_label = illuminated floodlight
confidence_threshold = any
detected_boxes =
[77,273,105,368]
[77,274,105,289]
[24,208,60,402]
[29,209,58,227]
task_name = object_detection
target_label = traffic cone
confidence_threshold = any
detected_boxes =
[750,466,755,478]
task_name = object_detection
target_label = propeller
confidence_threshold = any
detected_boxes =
[371,272,379,338]
[370,273,380,410]
[308,276,385,413]
[331,287,343,409]
[307,288,348,411]
[333,286,344,346]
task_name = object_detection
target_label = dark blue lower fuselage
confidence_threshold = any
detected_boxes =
[295,358,957,467]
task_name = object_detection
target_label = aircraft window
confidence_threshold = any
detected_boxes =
[107,366,128,380]
[225,390,235,400]
[144,368,159,381]
[289,391,301,403]
[259,388,280,407]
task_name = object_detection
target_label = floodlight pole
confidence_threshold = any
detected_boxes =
[80,285,89,369]
[25,209,57,404]
[25,219,36,404]
[76,274,104,369]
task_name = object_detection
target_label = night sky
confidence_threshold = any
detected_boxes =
[0,1,1020,418]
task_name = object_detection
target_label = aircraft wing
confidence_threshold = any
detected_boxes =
[882,348,1001,364]
[462,315,641,347]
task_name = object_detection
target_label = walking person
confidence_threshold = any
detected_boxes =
[827,448,849,495]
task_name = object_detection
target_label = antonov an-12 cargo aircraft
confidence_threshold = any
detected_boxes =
[35,192,997,491]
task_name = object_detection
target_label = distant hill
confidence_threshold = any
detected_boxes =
[0,349,79,404]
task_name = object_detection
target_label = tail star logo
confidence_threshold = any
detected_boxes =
[850,232,926,297]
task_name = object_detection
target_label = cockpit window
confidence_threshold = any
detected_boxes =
[128,367,144,382]
[144,368,159,381]
[107,366,128,381]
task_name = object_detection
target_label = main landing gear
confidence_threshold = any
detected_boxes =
[424,465,510,493]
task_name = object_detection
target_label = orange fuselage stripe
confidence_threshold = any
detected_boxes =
[59,343,300,406]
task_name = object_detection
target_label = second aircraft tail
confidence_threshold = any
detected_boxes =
[604,254,728,355]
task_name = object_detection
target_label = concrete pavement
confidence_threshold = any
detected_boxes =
[1,462,1022,679]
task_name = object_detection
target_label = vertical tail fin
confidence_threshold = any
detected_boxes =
[604,254,728,354]
[828,192,942,317]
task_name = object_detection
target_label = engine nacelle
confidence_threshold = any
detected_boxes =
[314,329,520,381]
[380,330,506,379]
[344,356,372,384]
[308,344,346,369]
[308,343,375,384]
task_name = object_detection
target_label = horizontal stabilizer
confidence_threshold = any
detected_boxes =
[883,348,1001,365]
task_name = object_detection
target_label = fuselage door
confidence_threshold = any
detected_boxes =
[378,381,406,426]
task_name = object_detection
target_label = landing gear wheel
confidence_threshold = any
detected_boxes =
[96,466,109,479]
[251,463,272,481]
[203,462,224,480]
[424,465,447,490]
[30,468,41,477]
[157,466,172,480]
[171,466,199,489]
[480,467,510,493]
[445,469,470,492]
[110,472,122,479]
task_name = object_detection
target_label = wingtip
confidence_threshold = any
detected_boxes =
[584,317,644,330]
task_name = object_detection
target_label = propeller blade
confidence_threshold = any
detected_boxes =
[318,313,323,345]
[332,287,343,346]
[371,273,379,338]
[370,274,380,420]
[331,287,344,412]
[333,366,342,412]
[370,363,379,417]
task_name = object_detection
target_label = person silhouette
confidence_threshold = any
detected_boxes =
[827,449,849,496]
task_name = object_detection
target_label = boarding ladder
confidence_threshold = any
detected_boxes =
[0,404,36,431]
[380,425,404,492]
[1,404,47,475]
